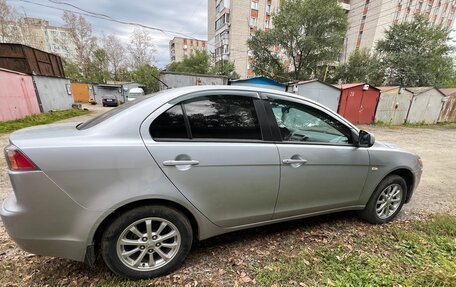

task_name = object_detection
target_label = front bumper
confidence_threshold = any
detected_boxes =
[0,170,103,262]
[405,165,422,203]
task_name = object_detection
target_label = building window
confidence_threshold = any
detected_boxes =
[250,17,258,27]
[265,20,270,28]
[266,4,271,13]
[215,13,230,30]
[251,1,259,10]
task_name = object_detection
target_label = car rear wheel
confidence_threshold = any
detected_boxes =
[101,205,193,279]
[358,175,406,224]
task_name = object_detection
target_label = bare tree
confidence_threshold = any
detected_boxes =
[62,11,97,75]
[128,28,156,69]
[102,34,125,79]
[0,0,22,43]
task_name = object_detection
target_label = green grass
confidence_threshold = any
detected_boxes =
[0,109,90,134]
[372,120,456,129]
[256,215,456,287]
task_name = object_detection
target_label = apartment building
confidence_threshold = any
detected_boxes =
[208,0,282,78]
[22,18,77,62]
[0,17,77,62]
[208,0,456,78]
[344,0,456,61]
[208,0,352,78]
[169,37,207,62]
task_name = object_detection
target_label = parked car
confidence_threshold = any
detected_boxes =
[1,86,422,279]
[126,87,145,101]
[102,95,119,107]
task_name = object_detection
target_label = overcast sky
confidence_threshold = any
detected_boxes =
[8,0,209,68]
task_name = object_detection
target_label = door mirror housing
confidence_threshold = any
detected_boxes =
[357,130,375,147]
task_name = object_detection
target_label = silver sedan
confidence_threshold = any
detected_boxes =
[1,86,422,279]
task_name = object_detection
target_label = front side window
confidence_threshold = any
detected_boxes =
[184,95,262,140]
[269,100,351,144]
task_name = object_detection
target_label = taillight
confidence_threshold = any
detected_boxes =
[5,146,38,171]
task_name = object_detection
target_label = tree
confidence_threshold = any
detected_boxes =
[102,34,126,80]
[87,48,111,83]
[128,28,156,68]
[376,15,454,87]
[132,64,160,94]
[62,11,97,77]
[62,59,84,82]
[0,0,14,42]
[167,50,211,74]
[210,59,240,79]
[0,0,29,44]
[336,48,384,86]
[248,30,288,80]
[248,0,348,81]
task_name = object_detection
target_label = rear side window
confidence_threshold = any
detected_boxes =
[183,95,261,140]
[150,95,262,141]
[150,105,187,139]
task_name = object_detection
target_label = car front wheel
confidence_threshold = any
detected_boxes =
[358,175,406,224]
[101,205,193,279]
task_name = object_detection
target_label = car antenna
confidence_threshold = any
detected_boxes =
[150,72,169,89]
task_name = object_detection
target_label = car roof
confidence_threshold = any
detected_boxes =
[142,85,306,105]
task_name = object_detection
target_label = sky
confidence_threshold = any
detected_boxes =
[7,0,209,68]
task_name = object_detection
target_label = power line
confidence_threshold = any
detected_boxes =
[15,0,203,40]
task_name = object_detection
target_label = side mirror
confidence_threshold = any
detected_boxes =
[357,130,375,147]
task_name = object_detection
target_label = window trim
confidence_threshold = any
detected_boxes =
[261,94,356,146]
[151,92,271,143]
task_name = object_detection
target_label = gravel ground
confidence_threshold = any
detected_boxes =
[360,125,456,218]
[0,108,455,286]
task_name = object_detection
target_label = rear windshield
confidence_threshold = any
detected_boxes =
[77,94,153,130]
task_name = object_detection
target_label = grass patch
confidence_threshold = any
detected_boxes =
[256,215,456,287]
[0,109,90,134]
[371,120,456,129]
[403,121,456,129]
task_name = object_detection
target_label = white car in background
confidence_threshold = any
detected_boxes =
[127,87,145,101]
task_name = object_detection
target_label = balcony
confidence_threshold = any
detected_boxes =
[338,1,350,11]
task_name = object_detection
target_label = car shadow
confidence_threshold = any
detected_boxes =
[23,211,368,284]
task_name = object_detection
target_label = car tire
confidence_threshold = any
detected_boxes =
[357,175,407,224]
[101,205,193,279]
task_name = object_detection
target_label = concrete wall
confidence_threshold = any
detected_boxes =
[33,76,73,112]
[375,88,413,125]
[160,72,227,90]
[407,89,445,124]
[292,81,341,112]
[0,69,41,121]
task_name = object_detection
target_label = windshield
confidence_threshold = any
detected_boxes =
[77,94,153,130]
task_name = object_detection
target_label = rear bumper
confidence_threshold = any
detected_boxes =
[102,100,118,106]
[0,171,103,262]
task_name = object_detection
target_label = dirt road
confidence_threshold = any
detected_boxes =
[361,125,456,218]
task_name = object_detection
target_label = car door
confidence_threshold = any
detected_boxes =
[263,94,370,219]
[141,91,280,228]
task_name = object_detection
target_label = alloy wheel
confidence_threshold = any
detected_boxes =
[116,217,181,271]
[375,184,403,219]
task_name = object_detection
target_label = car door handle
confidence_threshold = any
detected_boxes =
[163,160,200,166]
[282,159,308,164]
